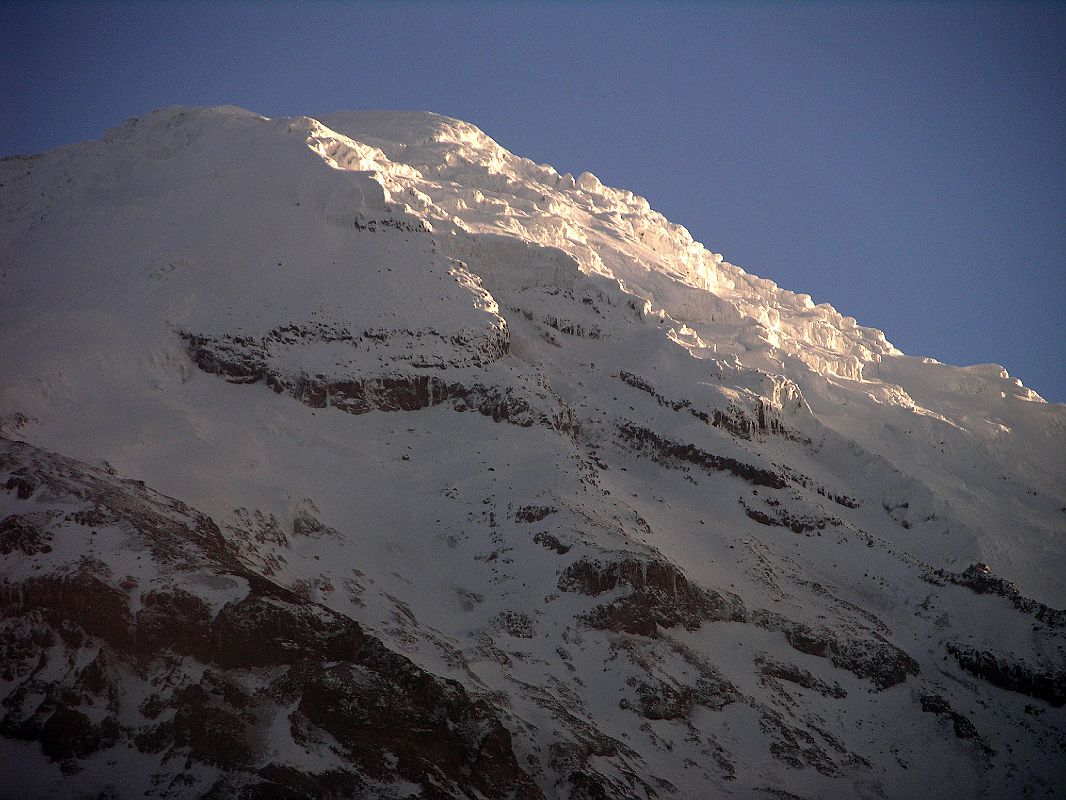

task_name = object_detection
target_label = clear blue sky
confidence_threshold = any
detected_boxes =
[3,1,1064,401]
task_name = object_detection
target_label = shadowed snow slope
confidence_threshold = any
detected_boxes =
[1,105,1063,799]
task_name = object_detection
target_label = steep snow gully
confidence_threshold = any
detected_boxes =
[0,106,1063,799]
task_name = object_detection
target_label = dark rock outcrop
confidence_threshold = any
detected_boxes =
[616,422,787,488]
[752,612,919,689]
[919,694,994,755]
[930,563,1066,628]
[514,505,557,523]
[621,672,735,721]
[0,513,53,555]
[947,643,1066,707]
[756,654,847,699]
[618,370,800,441]
[740,498,840,535]
[184,327,576,433]
[558,555,745,636]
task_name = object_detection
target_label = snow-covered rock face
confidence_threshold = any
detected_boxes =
[1,105,1064,799]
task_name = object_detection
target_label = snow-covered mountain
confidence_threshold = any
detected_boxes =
[1,105,1063,799]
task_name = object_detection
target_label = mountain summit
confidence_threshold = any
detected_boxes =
[1,106,1063,799]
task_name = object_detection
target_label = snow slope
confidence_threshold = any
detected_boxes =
[1,106,1064,799]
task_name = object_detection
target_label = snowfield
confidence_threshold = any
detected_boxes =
[0,106,1063,799]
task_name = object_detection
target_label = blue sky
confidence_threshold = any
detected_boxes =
[3,1,1063,401]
